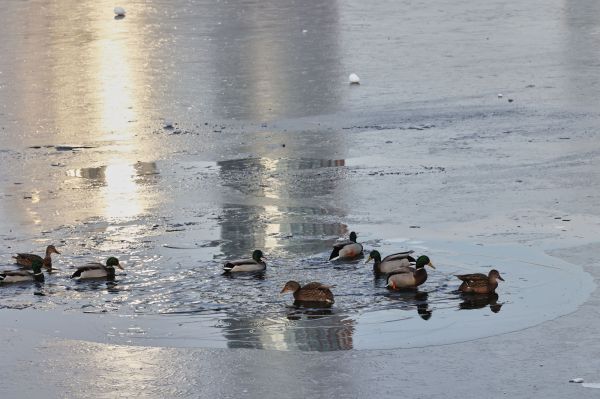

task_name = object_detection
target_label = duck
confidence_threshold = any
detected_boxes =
[1,259,44,283]
[13,245,61,270]
[71,257,123,279]
[386,255,435,290]
[280,281,334,305]
[365,250,416,274]
[456,269,504,294]
[329,231,363,261]
[223,250,266,273]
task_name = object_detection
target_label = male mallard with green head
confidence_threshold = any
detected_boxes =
[387,255,435,290]
[71,257,124,279]
[1,259,45,283]
[280,281,334,305]
[456,269,504,294]
[223,249,266,273]
[14,245,60,270]
[329,231,363,261]
[365,250,416,274]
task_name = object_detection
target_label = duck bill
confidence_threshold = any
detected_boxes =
[498,275,505,281]
[427,262,436,269]
[116,263,124,270]
[54,249,61,254]
[279,287,290,294]
[364,256,373,264]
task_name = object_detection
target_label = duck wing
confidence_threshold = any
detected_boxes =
[382,251,415,262]
[1,270,33,277]
[13,253,43,267]
[329,240,352,260]
[295,285,334,304]
[302,282,333,290]
[455,273,487,283]
[223,258,265,272]
[378,258,413,274]
[0,269,35,283]
[71,262,104,278]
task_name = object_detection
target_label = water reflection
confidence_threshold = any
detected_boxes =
[209,1,342,119]
[383,290,433,321]
[222,312,354,351]
[216,157,350,257]
[459,293,503,313]
[66,161,158,219]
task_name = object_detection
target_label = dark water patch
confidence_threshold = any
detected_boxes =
[0,234,593,351]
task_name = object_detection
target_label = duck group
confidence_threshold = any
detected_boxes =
[1,231,504,309]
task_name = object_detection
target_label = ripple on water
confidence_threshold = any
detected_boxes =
[0,240,593,351]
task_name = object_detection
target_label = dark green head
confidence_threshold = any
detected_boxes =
[31,259,43,274]
[365,250,382,264]
[252,250,265,262]
[415,255,435,269]
[349,231,357,242]
[106,257,123,270]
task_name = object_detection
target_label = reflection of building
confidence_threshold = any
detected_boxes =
[217,157,349,258]
[221,312,355,351]
[209,1,341,120]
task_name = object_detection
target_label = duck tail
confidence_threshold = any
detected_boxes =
[329,247,340,260]
[223,263,234,273]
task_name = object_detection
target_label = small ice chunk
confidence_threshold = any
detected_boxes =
[570,378,584,383]
[349,73,360,84]
[163,119,174,128]
[497,93,503,98]
[114,7,126,16]
[302,29,308,34]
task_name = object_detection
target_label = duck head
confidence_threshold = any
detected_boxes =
[31,259,43,274]
[364,250,381,264]
[280,281,301,294]
[31,259,44,282]
[489,269,504,282]
[46,245,60,256]
[106,257,124,270]
[252,249,265,263]
[349,231,357,242]
[415,255,435,269]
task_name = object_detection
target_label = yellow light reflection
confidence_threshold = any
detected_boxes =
[259,157,280,199]
[102,161,142,219]
[263,205,281,250]
[97,38,136,134]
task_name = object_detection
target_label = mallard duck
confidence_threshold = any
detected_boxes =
[280,281,334,304]
[387,255,435,289]
[13,245,60,270]
[456,269,504,294]
[71,257,123,279]
[365,250,416,274]
[329,231,363,261]
[1,259,44,283]
[223,250,266,273]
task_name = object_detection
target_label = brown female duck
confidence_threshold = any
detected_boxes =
[386,255,435,290]
[280,281,335,305]
[456,269,504,294]
[13,245,60,270]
